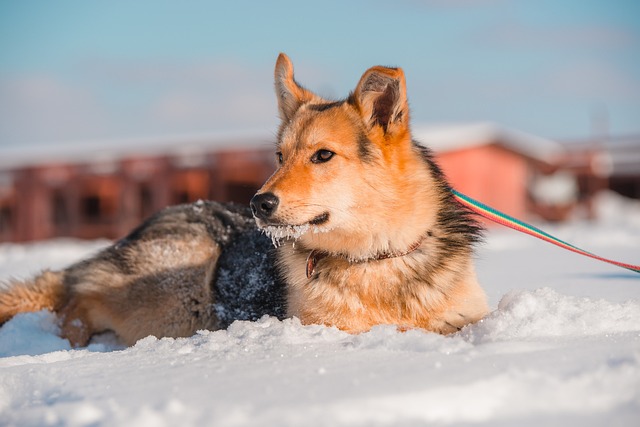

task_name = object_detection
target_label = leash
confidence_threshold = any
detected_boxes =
[452,189,640,274]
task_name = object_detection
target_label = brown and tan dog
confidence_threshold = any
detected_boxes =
[0,54,488,346]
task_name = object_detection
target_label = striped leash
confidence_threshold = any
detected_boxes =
[452,189,640,274]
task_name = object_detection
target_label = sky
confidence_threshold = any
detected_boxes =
[0,0,639,148]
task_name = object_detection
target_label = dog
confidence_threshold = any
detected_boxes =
[0,53,489,347]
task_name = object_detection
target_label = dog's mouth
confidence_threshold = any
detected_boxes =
[259,212,331,247]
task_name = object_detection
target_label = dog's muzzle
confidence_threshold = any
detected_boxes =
[250,192,279,220]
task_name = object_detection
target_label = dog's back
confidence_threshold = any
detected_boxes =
[0,201,285,346]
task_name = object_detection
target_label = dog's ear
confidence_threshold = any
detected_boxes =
[274,53,314,122]
[353,66,409,137]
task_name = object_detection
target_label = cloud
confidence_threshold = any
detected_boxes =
[478,22,636,50]
[0,75,109,144]
[84,59,281,133]
[543,61,640,101]
[0,60,284,146]
[395,0,507,8]
[142,58,349,134]
[148,87,275,132]
[408,56,640,139]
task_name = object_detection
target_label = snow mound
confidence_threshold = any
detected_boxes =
[132,316,471,359]
[2,288,637,360]
[132,316,351,357]
[466,288,640,342]
[0,310,71,357]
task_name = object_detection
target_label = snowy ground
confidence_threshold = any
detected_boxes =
[1,192,639,426]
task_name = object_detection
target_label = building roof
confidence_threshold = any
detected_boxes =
[562,135,640,177]
[413,122,565,163]
[0,129,275,170]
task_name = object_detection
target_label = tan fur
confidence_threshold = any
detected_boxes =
[59,237,220,346]
[58,261,217,347]
[1,230,221,347]
[0,271,65,324]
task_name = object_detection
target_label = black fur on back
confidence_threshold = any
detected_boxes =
[214,227,287,328]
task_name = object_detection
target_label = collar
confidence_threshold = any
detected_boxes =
[305,237,425,279]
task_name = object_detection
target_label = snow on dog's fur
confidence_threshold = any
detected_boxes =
[0,53,488,346]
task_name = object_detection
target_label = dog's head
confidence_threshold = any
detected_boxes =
[251,54,441,259]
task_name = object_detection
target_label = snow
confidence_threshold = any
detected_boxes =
[1,193,639,426]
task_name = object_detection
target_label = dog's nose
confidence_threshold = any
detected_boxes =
[250,192,279,219]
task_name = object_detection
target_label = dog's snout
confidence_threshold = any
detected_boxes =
[250,192,279,219]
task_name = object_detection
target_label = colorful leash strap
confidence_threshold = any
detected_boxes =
[452,189,640,274]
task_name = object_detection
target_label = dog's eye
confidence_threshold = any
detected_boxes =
[276,151,283,165]
[311,149,334,164]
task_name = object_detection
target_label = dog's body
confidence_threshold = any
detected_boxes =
[0,202,286,346]
[0,54,489,346]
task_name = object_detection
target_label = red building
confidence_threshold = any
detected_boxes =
[0,133,276,242]
[415,123,568,222]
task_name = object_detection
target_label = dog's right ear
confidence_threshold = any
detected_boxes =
[274,53,314,122]
[353,66,409,138]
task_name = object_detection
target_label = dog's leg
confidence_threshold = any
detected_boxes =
[59,296,95,347]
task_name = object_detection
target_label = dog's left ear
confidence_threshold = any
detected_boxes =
[274,53,315,122]
[353,66,409,137]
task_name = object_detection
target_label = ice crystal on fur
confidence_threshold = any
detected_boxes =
[262,223,334,247]
[192,199,204,214]
[263,224,311,247]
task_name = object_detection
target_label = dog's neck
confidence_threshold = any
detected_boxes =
[303,234,427,279]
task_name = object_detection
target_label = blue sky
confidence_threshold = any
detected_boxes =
[0,0,639,146]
